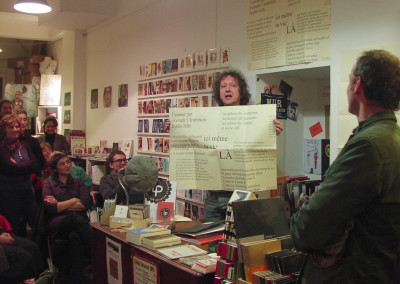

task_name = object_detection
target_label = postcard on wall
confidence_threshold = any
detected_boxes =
[279,80,293,98]
[178,56,186,72]
[103,86,112,108]
[198,74,207,90]
[207,47,220,67]
[106,237,123,284]
[63,110,71,124]
[261,93,287,119]
[206,73,214,90]
[91,89,98,109]
[138,137,143,151]
[64,92,71,106]
[194,50,207,69]
[40,74,61,106]
[221,48,230,66]
[184,53,194,70]
[191,75,199,91]
[172,58,179,73]
[201,95,209,107]
[191,96,200,107]
[118,84,128,107]
[157,62,163,75]
[166,59,172,73]
[5,84,38,117]
[287,100,299,121]
[138,84,144,97]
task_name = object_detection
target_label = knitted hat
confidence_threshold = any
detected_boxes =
[125,156,159,193]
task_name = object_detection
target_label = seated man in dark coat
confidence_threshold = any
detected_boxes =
[99,150,144,205]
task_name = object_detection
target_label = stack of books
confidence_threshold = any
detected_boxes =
[175,221,225,245]
[142,234,182,250]
[126,224,171,246]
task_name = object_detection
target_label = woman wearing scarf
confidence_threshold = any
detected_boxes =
[37,116,70,154]
[0,114,38,237]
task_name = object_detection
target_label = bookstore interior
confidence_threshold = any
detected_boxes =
[1,0,400,283]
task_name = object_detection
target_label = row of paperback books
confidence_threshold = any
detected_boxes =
[217,190,303,283]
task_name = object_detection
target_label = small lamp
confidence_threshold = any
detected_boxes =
[14,0,52,14]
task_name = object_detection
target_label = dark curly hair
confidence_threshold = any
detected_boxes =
[43,116,58,128]
[354,50,400,111]
[212,69,251,106]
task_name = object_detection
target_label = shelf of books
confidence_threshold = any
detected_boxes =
[137,48,230,221]
[216,192,304,283]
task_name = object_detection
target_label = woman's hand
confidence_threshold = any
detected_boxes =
[44,195,58,204]
[0,232,14,245]
[9,157,16,164]
[274,119,284,136]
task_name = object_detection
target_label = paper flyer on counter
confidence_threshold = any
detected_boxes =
[169,105,277,192]
[106,237,122,284]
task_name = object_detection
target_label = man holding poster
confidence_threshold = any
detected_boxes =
[169,69,284,221]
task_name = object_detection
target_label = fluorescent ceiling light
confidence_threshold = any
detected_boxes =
[14,0,52,14]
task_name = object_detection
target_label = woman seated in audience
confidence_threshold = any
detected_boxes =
[0,214,44,284]
[0,114,38,237]
[42,151,92,283]
[37,116,70,154]
[32,143,93,212]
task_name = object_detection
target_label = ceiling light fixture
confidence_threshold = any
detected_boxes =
[14,0,52,14]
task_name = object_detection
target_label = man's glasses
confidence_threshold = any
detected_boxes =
[113,159,127,164]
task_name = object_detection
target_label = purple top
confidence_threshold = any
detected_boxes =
[42,175,92,236]
[0,140,37,178]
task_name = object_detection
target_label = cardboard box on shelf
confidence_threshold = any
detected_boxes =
[29,55,46,64]
[7,57,27,69]
[22,72,41,84]
[22,63,40,74]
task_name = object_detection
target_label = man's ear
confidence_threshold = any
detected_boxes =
[354,76,363,95]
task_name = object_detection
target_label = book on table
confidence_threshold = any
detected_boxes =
[157,244,208,259]
[126,225,171,246]
[141,234,181,249]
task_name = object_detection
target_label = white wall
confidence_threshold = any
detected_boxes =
[85,0,253,151]
[330,0,400,159]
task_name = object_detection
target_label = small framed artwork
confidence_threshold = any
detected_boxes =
[91,89,98,109]
[64,92,71,106]
[64,110,71,124]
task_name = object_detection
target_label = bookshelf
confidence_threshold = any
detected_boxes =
[136,52,229,221]
[255,61,330,180]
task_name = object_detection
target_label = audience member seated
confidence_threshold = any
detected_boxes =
[0,99,13,119]
[0,114,38,237]
[37,116,70,154]
[32,143,93,205]
[0,215,44,284]
[99,150,144,205]
[42,151,92,283]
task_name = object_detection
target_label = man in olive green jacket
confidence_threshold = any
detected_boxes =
[291,50,400,283]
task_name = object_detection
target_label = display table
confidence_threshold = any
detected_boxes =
[91,222,215,284]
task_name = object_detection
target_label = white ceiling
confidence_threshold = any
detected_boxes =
[0,0,157,32]
[0,0,158,59]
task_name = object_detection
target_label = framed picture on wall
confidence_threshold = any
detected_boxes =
[91,89,98,109]
[64,92,71,106]
[64,110,71,124]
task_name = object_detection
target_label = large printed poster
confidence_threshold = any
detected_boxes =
[169,105,277,191]
[247,0,331,69]
[5,84,38,117]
